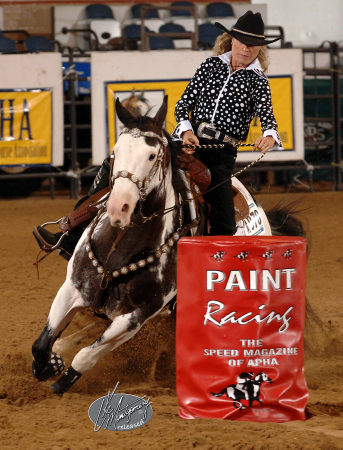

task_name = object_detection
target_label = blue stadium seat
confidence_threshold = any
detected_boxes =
[159,23,187,33]
[0,32,17,53]
[86,4,115,19]
[198,23,223,49]
[206,2,235,18]
[149,36,175,50]
[123,24,150,40]
[170,1,194,17]
[24,36,55,52]
[131,4,159,19]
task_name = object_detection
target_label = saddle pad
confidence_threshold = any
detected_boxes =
[176,236,308,422]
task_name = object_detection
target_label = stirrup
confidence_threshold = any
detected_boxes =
[41,217,68,229]
[33,225,69,252]
[47,231,69,251]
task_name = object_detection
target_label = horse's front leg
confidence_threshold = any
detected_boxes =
[32,278,86,382]
[50,305,162,395]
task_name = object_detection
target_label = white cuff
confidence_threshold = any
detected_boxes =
[263,129,283,151]
[177,120,194,138]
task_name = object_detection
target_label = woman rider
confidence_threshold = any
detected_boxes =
[172,10,282,235]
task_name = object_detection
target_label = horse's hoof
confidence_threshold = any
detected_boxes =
[50,366,82,395]
[32,352,65,382]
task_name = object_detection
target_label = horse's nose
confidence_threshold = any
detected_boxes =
[107,199,134,228]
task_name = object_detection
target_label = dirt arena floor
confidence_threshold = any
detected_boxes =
[1,188,343,449]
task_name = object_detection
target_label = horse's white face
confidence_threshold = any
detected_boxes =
[107,133,163,227]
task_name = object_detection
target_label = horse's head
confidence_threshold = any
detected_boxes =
[255,372,273,383]
[107,96,169,228]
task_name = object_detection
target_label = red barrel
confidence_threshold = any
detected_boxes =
[176,236,308,422]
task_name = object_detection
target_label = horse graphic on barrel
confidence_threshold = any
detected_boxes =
[211,371,273,410]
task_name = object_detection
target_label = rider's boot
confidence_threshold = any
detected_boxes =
[33,226,84,261]
[33,157,111,260]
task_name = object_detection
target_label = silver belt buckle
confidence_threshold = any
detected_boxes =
[197,122,216,140]
[223,135,239,146]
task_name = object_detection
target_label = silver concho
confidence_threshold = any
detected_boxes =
[131,128,142,138]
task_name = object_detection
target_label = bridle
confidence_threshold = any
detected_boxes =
[110,127,168,202]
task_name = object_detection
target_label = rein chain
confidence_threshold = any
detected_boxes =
[85,203,199,285]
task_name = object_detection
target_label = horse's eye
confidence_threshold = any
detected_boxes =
[149,154,156,161]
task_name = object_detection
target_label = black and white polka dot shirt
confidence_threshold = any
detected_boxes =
[173,51,282,148]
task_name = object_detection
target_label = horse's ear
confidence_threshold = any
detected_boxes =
[153,95,168,129]
[115,98,135,126]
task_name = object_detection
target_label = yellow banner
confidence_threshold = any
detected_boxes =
[107,80,189,151]
[106,76,293,152]
[0,90,52,166]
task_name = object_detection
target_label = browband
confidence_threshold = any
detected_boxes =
[120,127,168,147]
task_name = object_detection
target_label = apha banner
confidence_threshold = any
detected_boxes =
[105,76,293,153]
[0,89,52,166]
[176,236,308,422]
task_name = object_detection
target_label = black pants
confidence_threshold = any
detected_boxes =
[193,132,237,236]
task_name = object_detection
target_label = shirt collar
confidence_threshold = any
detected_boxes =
[218,51,263,71]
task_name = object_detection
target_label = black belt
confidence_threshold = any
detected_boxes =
[194,122,239,147]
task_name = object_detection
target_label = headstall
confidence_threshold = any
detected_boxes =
[110,127,168,201]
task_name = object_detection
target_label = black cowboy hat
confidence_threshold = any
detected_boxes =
[215,10,281,46]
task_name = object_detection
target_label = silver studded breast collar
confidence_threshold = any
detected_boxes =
[110,127,168,201]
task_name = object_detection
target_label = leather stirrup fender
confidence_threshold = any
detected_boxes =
[59,187,110,232]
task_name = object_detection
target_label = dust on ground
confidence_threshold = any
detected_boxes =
[1,190,343,449]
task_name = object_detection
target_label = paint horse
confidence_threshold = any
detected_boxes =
[32,96,194,394]
[32,96,306,395]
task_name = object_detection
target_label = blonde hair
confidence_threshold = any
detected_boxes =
[212,33,269,73]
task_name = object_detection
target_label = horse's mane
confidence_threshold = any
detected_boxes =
[123,114,189,202]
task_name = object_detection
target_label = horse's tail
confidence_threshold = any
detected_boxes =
[210,388,227,397]
[264,199,327,352]
[265,199,307,238]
